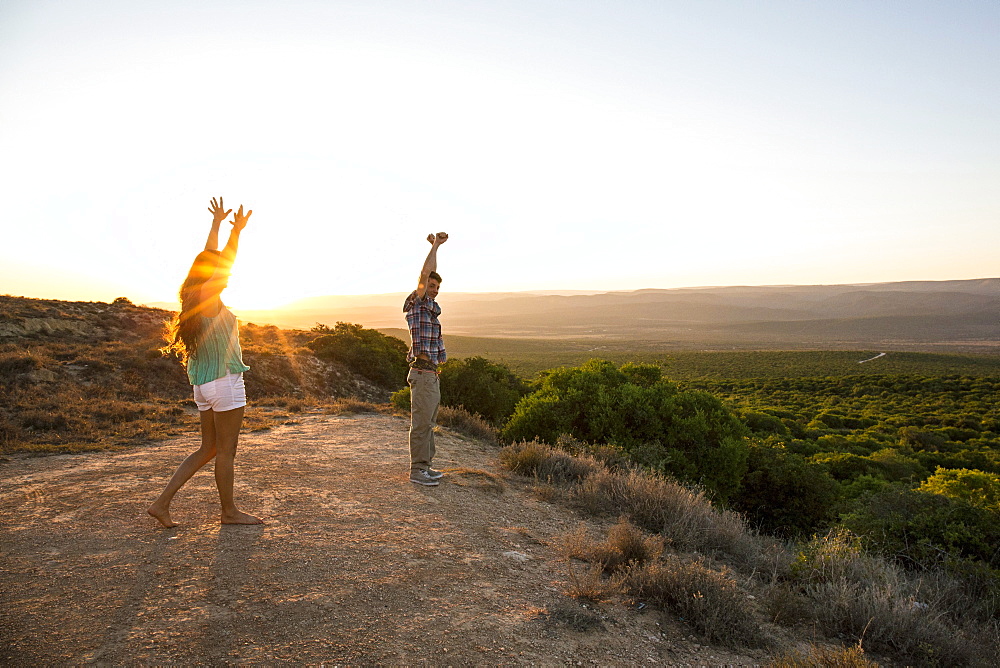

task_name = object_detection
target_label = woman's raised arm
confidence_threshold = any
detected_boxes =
[205,196,232,251]
[221,204,252,265]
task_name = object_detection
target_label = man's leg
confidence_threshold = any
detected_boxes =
[408,369,439,472]
[428,383,439,466]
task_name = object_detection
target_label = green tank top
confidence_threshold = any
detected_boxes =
[186,307,250,386]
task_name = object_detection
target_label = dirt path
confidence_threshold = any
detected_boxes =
[1,411,766,665]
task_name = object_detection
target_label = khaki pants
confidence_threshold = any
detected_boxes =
[407,368,440,471]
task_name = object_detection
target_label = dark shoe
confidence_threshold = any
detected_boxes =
[426,467,444,480]
[410,470,439,486]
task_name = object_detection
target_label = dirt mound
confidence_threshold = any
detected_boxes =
[0,413,765,665]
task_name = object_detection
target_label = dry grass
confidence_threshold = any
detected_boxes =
[243,406,286,432]
[324,397,390,415]
[0,349,43,375]
[559,518,768,648]
[563,560,623,602]
[623,554,769,648]
[0,296,397,456]
[501,440,1000,664]
[498,440,554,476]
[0,383,190,454]
[575,468,762,566]
[766,528,1000,666]
[768,642,877,667]
[445,466,506,495]
[529,602,605,632]
[914,564,1000,628]
[554,434,634,472]
[791,576,992,666]
[560,518,664,574]
[0,313,192,454]
[500,440,762,566]
[435,406,499,444]
[498,440,603,484]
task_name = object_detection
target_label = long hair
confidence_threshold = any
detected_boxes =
[162,250,227,363]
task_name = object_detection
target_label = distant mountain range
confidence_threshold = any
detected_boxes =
[165,278,1000,350]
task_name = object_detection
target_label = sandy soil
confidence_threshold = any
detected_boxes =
[1,411,770,665]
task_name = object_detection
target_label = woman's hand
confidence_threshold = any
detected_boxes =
[208,197,232,226]
[231,204,252,231]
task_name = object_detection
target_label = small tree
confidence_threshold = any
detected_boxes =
[919,467,1000,512]
[307,322,408,389]
[734,441,841,538]
[841,486,1000,569]
[438,356,528,424]
[501,359,749,501]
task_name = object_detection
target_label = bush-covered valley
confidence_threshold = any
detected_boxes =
[427,354,1000,565]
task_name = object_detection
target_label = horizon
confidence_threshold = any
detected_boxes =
[8,273,999,313]
[2,1,998,310]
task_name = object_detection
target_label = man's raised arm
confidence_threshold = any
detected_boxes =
[416,232,448,298]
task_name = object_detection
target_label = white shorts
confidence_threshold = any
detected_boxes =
[193,372,247,412]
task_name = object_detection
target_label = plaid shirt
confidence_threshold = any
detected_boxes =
[403,290,446,365]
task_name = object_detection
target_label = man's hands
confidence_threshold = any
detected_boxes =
[232,204,252,232]
[426,232,449,246]
[208,197,232,226]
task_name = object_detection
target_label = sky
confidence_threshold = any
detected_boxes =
[1,0,998,310]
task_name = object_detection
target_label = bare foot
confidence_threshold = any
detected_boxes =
[147,504,177,528]
[221,510,263,525]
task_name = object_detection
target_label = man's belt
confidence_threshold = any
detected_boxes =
[410,358,438,371]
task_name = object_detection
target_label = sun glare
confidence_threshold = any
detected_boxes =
[222,276,295,312]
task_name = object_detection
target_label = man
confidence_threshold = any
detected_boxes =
[403,231,449,486]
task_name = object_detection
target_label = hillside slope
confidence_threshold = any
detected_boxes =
[0,295,393,454]
[1,412,778,665]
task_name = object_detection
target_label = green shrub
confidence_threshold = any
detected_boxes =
[307,322,408,389]
[390,386,411,412]
[866,447,926,483]
[501,360,749,501]
[810,411,846,430]
[742,410,790,437]
[733,442,841,538]
[919,467,1000,512]
[808,451,883,482]
[840,474,893,501]
[438,356,528,424]
[899,426,948,450]
[841,486,1000,569]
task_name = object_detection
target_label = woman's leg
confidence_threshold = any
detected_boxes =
[147,409,219,527]
[213,406,262,524]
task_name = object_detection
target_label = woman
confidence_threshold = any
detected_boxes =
[148,197,262,527]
